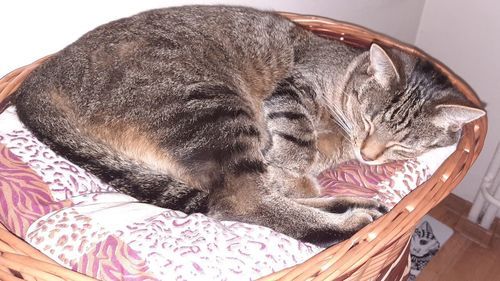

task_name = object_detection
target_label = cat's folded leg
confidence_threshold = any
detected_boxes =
[260,196,381,246]
[263,78,319,176]
[209,191,381,246]
[294,197,389,214]
[262,79,326,199]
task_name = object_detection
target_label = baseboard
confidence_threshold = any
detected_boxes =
[455,215,494,248]
[430,193,500,248]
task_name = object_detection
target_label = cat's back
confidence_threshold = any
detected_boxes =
[87,6,296,41]
[16,6,308,113]
[76,6,300,54]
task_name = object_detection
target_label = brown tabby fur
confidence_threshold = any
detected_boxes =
[13,5,484,246]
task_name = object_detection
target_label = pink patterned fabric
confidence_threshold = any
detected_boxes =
[319,159,429,208]
[76,235,158,281]
[319,160,404,197]
[1,128,112,201]
[0,106,438,280]
[0,142,71,237]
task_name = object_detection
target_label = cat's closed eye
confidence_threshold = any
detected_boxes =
[385,142,412,150]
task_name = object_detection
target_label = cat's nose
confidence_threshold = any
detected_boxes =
[360,150,376,162]
[360,136,386,162]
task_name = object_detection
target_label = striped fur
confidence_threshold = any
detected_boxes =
[13,6,484,246]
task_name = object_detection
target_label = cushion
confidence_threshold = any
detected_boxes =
[0,106,454,280]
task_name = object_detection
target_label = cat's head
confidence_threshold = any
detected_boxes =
[411,221,440,257]
[344,44,485,165]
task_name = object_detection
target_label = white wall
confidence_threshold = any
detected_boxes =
[0,0,425,77]
[415,0,500,202]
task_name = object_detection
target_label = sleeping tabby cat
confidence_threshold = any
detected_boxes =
[13,6,484,246]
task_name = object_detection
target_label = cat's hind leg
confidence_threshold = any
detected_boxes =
[295,197,389,215]
[209,189,382,246]
[262,77,324,198]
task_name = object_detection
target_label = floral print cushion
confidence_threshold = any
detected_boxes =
[0,106,453,280]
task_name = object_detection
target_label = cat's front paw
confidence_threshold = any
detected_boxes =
[345,207,383,229]
[377,202,390,214]
[320,196,389,215]
[307,208,380,247]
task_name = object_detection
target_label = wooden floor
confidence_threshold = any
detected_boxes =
[417,194,500,281]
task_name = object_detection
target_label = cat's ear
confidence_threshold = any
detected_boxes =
[433,104,485,131]
[368,44,400,88]
[423,221,433,233]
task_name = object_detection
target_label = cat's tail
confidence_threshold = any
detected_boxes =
[13,83,208,214]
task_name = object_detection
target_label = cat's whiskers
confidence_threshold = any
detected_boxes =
[323,100,353,141]
[321,85,355,142]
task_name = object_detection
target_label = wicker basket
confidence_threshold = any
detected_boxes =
[0,12,487,281]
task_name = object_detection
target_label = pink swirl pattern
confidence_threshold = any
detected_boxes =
[319,159,429,208]
[375,160,429,206]
[319,160,405,197]
[26,207,111,267]
[1,128,113,201]
[113,210,320,280]
[0,143,71,237]
[75,235,158,281]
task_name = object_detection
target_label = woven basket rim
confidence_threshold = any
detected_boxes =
[0,11,488,281]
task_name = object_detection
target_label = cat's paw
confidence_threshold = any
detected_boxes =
[319,196,389,215]
[341,207,383,233]
[299,203,388,247]
[302,209,376,247]
[377,203,390,214]
[352,197,389,214]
